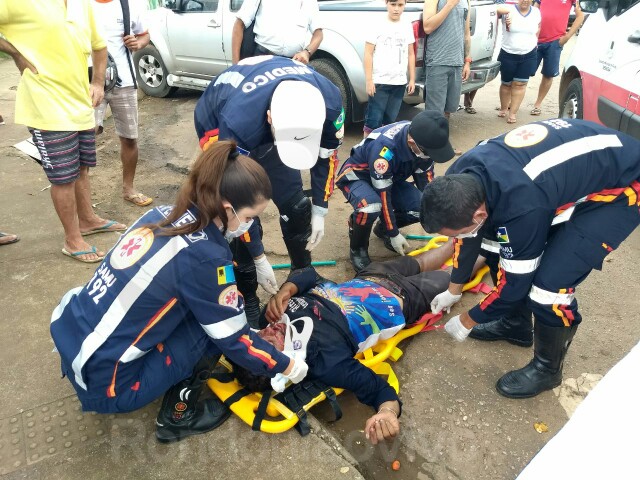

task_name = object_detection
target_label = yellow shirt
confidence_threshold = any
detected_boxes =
[0,0,106,130]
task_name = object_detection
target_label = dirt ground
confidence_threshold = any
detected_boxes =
[1,36,639,480]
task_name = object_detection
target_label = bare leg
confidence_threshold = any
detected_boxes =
[533,75,554,110]
[498,83,511,116]
[75,166,126,233]
[50,180,103,261]
[508,81,528,121]
[121,137,138,198]
[414,239,455,272]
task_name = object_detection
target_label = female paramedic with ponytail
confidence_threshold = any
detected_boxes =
[50,140,307,443]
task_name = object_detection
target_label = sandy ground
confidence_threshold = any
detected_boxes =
[1,35,639,479]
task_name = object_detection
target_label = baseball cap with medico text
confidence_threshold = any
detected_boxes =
[269,81,327,170]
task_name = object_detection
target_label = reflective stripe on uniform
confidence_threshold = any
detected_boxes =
[51,286,83,324]
[499,255,542,274]
[201,311,248,340]
[528,285,575,305]
[523,135,623,180]
[481,239,501,253]
[71,236,189,390]
[356,202,382,213]
[372,177,393,189]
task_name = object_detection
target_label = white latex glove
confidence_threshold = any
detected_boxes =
[390,233,410,256]
[254,255,278,295]
[430,289,463,314]
[270,355,309,392]
[306,213,325,251]
[444,314,472,342]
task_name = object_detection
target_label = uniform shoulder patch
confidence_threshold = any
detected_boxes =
[504,124,548,148]
[217,264,236,285]
[379,146,394,161]
[333,108,345,131]
[373,158,389,174]
[496,226,510,243]
[110,227,154,270]
[218,285,239,308]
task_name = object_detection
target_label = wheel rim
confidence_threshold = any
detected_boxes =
[561,93,579,118]
[138,54,164,89]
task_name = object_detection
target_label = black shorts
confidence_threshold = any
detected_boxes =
[358,257,450,325]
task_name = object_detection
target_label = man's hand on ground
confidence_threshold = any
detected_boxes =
[365,408,400,445]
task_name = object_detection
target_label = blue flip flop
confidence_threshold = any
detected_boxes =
[62,246,104,263]
[81,220,127,236]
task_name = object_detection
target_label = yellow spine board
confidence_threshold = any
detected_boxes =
[208,238,490,433]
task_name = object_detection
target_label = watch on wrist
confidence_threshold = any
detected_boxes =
[304,47,312,56]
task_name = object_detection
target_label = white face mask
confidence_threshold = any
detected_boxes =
[455,218,484,239]
[224,206,254,241]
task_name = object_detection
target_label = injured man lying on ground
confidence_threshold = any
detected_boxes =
[230,243,457,444]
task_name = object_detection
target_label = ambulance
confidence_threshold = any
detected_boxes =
[558,0,640,139]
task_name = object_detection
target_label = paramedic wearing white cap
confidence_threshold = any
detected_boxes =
[195,55,344,273]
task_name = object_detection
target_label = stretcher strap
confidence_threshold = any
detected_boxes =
[277,380,342,436]
[418,312,444,332]
[252,390,272,431]
[223,388,251,408]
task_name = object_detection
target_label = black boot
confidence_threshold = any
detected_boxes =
[234,263,261,329]
[156,356,231,443]
[469,308,533,347]
[496,322,578,399]
[283,237,312,271]
[349,216,373,273]
[373,220,395,253]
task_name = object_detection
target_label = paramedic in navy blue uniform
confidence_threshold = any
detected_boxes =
[194,55,344,280]
[336,110,454,272]
[420,119,640,399]
[50,141,309,443]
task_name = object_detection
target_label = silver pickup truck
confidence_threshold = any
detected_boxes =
[135,0,500,124]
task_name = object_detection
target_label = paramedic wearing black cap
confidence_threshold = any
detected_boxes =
[194,56,344,279]
[336,110,454,272]
[420,119,640,399]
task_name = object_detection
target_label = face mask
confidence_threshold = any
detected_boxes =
[455,218,484,239]
[224,206,254,241]
[410,141,430,159]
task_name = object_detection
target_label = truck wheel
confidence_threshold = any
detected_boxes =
[133,45,177,98]
[310,58,352,127]
[559,78,583,120]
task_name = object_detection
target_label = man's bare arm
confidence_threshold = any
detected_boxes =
[0,37,37,74]
[423,0,460,34]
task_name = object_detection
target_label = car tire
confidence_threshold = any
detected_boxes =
[309,58,352,127]
[559,78,583,120]
[133,45,177,98]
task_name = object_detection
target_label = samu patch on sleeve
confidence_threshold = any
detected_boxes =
[373,158,389,174]
[217,265,235,285]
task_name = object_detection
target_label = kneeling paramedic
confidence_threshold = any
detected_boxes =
[336,110,454,272]
[50,141,308,443]
[421,119,640,399]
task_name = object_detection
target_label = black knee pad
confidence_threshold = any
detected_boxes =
[279,191,312,242]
